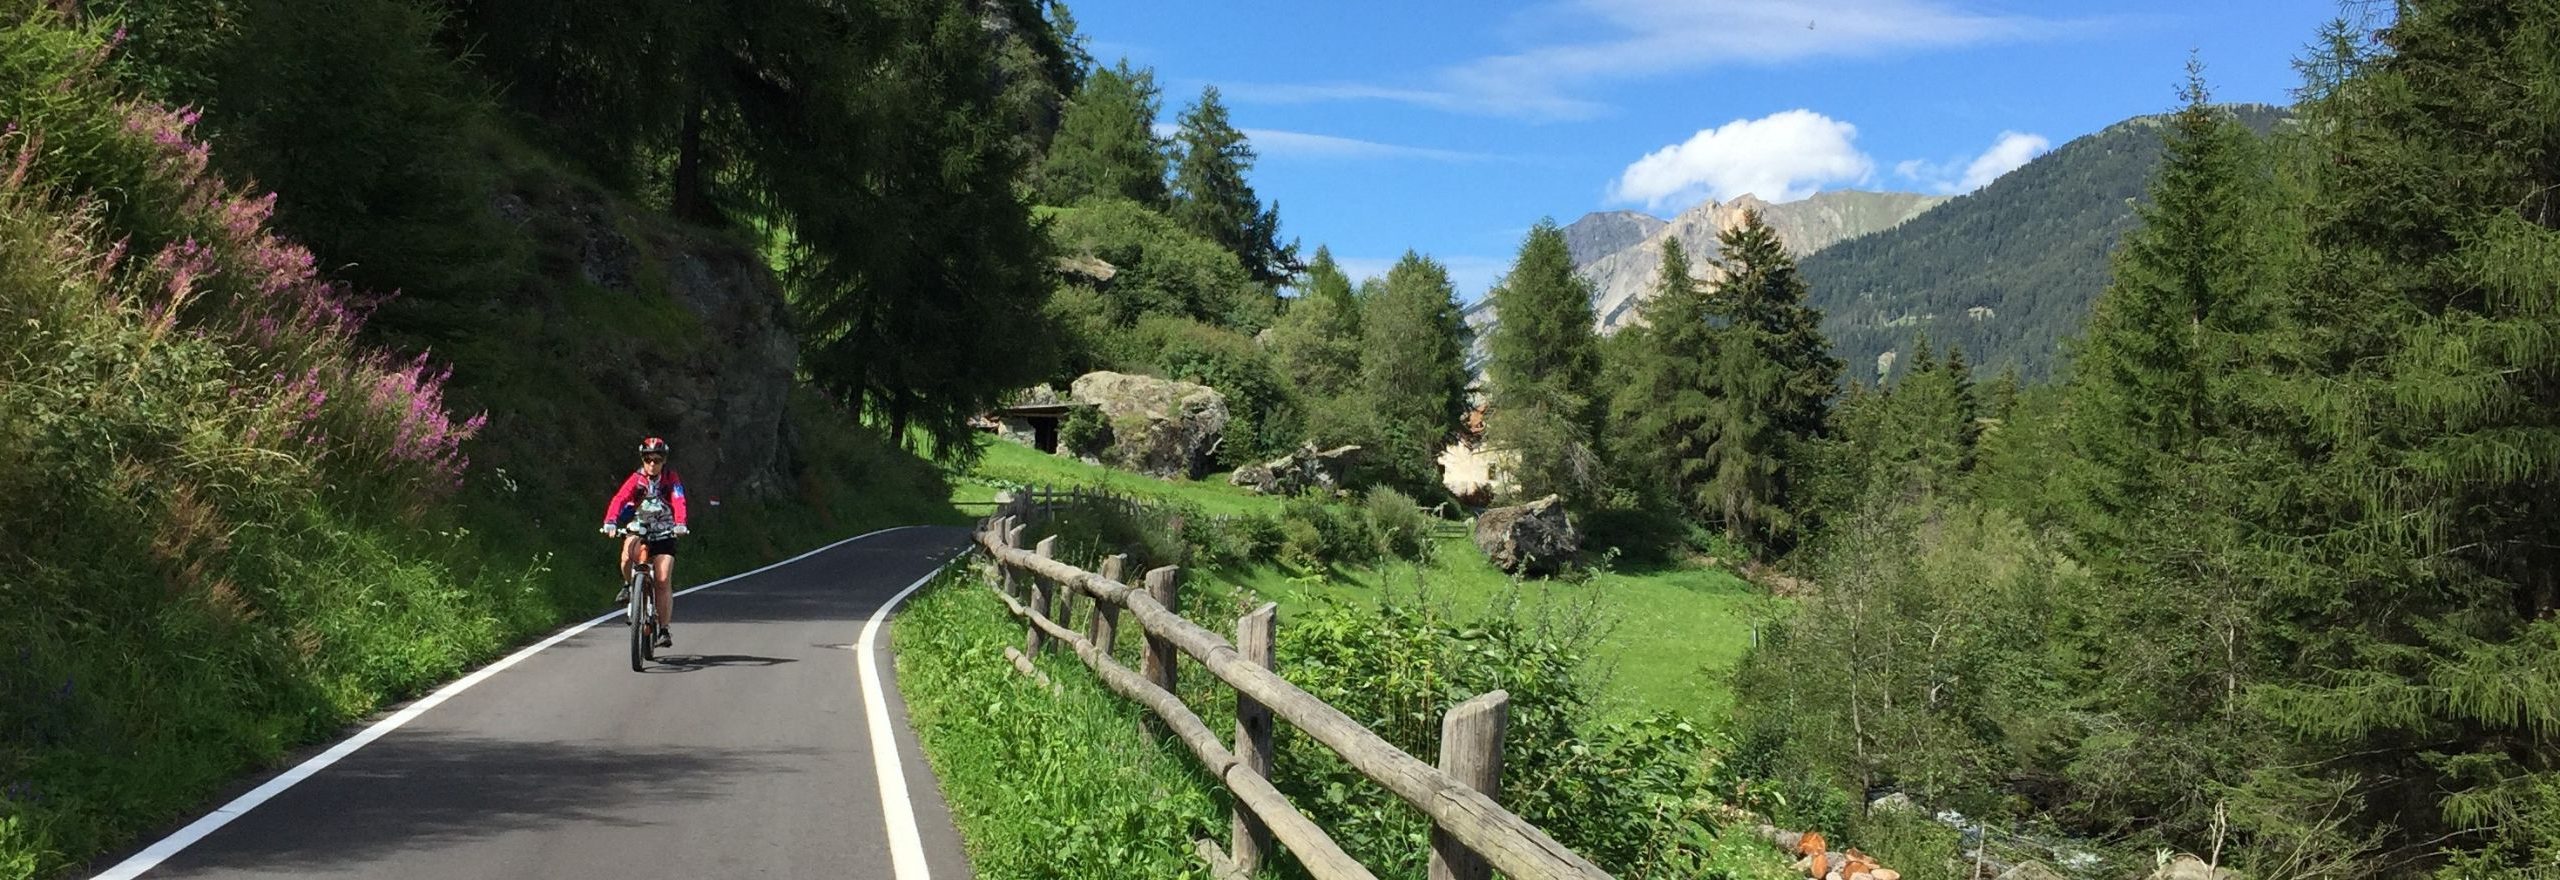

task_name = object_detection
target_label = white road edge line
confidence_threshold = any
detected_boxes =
[857,550,962,880]
[90,525,927,880]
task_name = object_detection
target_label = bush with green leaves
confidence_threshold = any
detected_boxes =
[1359,486,1434,563]
[1190,510,1282,569]
[1132,315,1302,467]
[1045,197,1267,332]
[1059,406,1113,459]
[1276,494,1377,571]
[1270,592,1744,879]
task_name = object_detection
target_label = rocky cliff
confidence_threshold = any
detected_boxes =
[1579,190,1947,332]
[1468,190,1945,375]
[483,178,799,502]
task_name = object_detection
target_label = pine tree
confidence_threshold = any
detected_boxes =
[1267,246,1363,399]
[2231,3,2560,869]
[2064,61,2275,553]
[1884,332,1976,498]
[1037,59,1170,208]
[1170,85,1298,285]
[1610,238,1719,516]
[1486,219,1604,506]
[1357,251,1470,491]
[1698,210,1840,552]
[1981,363,2023,424]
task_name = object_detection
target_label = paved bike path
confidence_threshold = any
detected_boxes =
[92,525,978,880]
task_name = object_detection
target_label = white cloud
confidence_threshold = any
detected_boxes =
[1607,110,1874,210]
[1957,131,2050,190]
[1151,123,1498,163]
[1228,0,2104,120]
[1239,129,1500,163]
[1894,130,2052,194]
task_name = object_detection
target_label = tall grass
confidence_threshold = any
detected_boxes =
[892,563,1234,879]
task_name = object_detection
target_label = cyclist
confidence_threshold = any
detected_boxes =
[601,437,689,647]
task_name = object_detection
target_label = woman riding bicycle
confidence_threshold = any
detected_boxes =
[601,437,689,647]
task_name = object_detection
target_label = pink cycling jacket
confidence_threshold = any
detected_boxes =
[601,469,689,528]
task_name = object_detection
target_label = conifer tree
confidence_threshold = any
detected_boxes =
[1037,59,1171,208]
[1357,251,1470,490]
[1170,86,1298,285]
[1610,238,1719,516]
[2232,4,2560,868]
[1486,219,1604,506]
[1267,246,1363,399]
[1697,210,1840,551]
[2064,61,2274,549]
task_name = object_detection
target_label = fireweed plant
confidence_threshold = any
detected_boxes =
[0,9,489,876]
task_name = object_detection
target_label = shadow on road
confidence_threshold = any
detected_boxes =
[163,732,811,874]
[645,653,799,672]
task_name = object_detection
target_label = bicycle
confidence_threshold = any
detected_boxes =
[616,522,663,671]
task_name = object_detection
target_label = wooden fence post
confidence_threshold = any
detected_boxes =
[1427,691,1510,880]
[1231,603,1279,875]
[998,518,1023,597]
[1093,555,1127,656]
[1140,567,1182,695]
[1006,523,1029,595]
[1028,536,1059,655]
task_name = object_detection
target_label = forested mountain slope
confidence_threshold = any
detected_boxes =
[1798,103,2291,381]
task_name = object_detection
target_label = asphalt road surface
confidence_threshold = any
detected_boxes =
[90,525,978,880]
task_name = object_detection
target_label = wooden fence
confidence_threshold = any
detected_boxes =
[973,489,1611,880]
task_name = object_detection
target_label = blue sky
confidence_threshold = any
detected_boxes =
[1066,0,2363,304]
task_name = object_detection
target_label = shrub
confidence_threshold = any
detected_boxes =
[1272,593,1734,878]
[1278,494,1376,571]
[1131,314,1302,467]
[1058,406,1111,459]
[1361,485,1434,562]
[1192,511,1280,569]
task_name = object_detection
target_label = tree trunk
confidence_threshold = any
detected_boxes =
[671,85,710,222]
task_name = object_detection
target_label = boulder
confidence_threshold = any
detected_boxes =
[1068,371,1229,479]
[1870,792,1920,814]
[1473,495,1583,575]
[1011,383,1066,406]
[1996,861,2065,880]
[1230,443,1363,495]
[2152,855,2236,880]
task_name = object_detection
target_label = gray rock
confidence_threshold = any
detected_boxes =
[2152,855,2235,880]
[1870,792,1919,814]
[1473,494,1582,575]
[1230,443,1362,495]
[1996,860,2065,880]
[495,183,796,501]
[1069,371,1229,479]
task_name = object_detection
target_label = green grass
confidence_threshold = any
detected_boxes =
[892,563,1239,880]
[1215,536,1776,724]
[951,438,1781,725]
[956,436,1284,518]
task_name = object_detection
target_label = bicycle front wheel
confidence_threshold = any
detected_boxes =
[628,570,650,672]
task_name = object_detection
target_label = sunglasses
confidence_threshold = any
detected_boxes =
[641,455,665,464]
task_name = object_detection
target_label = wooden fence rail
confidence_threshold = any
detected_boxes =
[972,491,1614,880]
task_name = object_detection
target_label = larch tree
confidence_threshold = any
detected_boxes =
[1485,219,1605,507]
[1356,251,1471,491]
[1170,85,1298,286]
[1036,59,1170,208]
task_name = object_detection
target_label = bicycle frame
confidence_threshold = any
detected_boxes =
[622,528,662,671]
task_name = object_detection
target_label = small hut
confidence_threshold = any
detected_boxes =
[980,401,1091,454]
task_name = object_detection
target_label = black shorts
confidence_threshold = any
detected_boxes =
[643,536,679,558]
